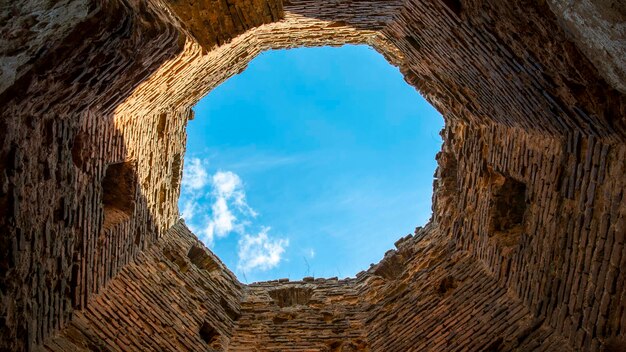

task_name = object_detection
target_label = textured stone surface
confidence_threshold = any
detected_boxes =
[547,0,626,93]
[40,222,575,351]
[163,0,284,50]
[42,222,242,351]
[0,0,625,350]
[0,0,90,94]
[434,121,626,351]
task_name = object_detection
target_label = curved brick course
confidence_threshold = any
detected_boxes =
[0,0,624,350]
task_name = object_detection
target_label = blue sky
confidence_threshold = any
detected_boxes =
[179,45,443,283]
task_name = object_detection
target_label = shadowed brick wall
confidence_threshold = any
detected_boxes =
[1,0,624,350]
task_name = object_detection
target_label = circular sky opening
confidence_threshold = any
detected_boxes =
[180,44,444,283]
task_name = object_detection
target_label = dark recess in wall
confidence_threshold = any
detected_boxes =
[171,152,182,190]
[71,133,88,169]
[441,0,462,16]
[488,170,527,247]
[269,287,313,307]
[199,321,220,345]
[157,113,167,139]
[102,161,137,230]
[188,245,220,272]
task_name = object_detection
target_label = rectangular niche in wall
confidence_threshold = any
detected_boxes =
[187,245,220,272]
[199,321,221,346]
[102,160,137,231]
[269,287,313,308]
[488,169,527,247]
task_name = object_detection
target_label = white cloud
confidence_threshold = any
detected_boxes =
[212,171,241,197]
[179,158,208,230]
[180,199,198,221]
[179,164,289,273]
[209,197,237,237]
[180,168,244,240]
[308,248,316,259]
[200,219,215,246]
[211,171,258,217]
[237,227,289,272]
[181,158,209,191]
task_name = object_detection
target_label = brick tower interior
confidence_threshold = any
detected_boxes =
[1,0,625,351]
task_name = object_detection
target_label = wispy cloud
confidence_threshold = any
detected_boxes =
[181,158,209,191]
[179,158,288,272]
[212,171,258,217]
[237,227,289,272]
[180,199,198,221]
[212,171,241,197]
[205,197,236,240]
[200,147,309,173]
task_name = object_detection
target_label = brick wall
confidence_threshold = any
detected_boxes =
[0,0,624,350]
[43,221,243,351]
[434,121,626,350]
